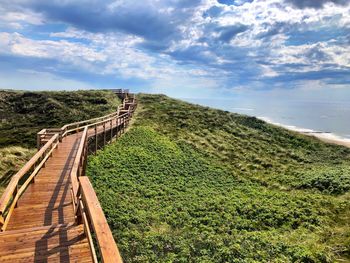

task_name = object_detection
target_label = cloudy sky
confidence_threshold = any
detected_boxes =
[0,0,350,98]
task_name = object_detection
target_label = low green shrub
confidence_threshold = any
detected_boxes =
[88,104,350,263]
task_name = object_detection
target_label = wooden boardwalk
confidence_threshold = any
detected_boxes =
[0,90,136,262]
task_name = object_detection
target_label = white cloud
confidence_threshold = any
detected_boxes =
[0,69,93,90]
[0,32,106,65]
[0,5,44,29]
[0,0,349,93]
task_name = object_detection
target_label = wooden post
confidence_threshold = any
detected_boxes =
[31,164,36,184]
[42,149,46,168]
[82,143,88,176]
[120,117,123,135]
[115,119,117,138]
[95,124,98,153]
[59,131,62,142]
[0,215,4,230]
[110,119,113,142]
[49,142,53,157]
[76,196,83,225]
[117,118,120,136]
[14,185,18,208]
[36,133,41,150]
[103,122,106,146]
[128,112,130,126]
[117,116,120,137]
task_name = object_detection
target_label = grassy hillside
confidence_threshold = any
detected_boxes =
[0,147,36,195]
[0,89,120,194]
[88,94,350,262]
[0,90,120,148]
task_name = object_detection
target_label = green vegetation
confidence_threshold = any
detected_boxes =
[0,90,120,148]
[0,146,36,195]
[88,94,350,262]
[0,89,120,194]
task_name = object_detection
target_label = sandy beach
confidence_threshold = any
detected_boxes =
[300,132,350,148]
[258,117,350,148]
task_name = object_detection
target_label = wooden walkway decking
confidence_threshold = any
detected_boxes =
[0,90,135,262]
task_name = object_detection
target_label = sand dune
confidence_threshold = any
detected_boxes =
[259,116,350,148]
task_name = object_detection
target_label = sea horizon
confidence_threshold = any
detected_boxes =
[184,97,350,142]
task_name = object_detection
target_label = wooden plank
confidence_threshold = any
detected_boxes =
[0,92,136,262]
[0,224,93,262]
[79,176,123,263]
[0,134,59,214]
[0,241,92,262]
[79,200,98,262]
[7,203,75,230]
[0,223,75,237]
[70,127,88,203]
[1,140,59,231]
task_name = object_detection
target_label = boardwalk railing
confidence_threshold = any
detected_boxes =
[70,126,123,262]
[37,92,136,149]
[0,90,137,263]
[0,134,59,231]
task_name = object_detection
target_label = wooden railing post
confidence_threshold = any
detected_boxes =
[76,188,83,225]
[103,122,106,146]
[82,143,88,176]
[116,118,119,137]
[95,124,98,153]
[117,117,121,137]
[37,134,41,150]
[110,119,113,142]
[116,116,120,137]
[59,128,63,142]
[49,142,53,157]
[128,109,131,126]
[14,185,18,208]
[42,150,46,168]
[0,214,4,231]
[123,117,125,133]
[31,164,36,184]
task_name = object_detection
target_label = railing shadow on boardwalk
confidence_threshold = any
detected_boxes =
[34,137,80,262]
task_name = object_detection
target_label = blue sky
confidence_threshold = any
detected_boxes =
[0,0,350,99]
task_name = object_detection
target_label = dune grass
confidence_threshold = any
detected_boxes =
[0,89,121,193]
[0,90,120,148]
[88,94,350,262]
[0,146,36,195]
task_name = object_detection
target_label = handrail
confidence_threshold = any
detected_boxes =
[0,91,137,262]
[60,111,129,140]
[68,111,132,209]
[79,176,123,263]
[0,133,59,230]
[59,89,130,133]
[69,95,136,262]
[61,110,120,134]
[61,89,129,132]
[70,126,88,207]
[41,100,132,143]
[36,89,131,148]
[85,112,128,130]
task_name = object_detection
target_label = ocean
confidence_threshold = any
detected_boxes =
[185,97,350,141]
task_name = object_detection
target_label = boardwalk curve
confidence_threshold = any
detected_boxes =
[0,89,136,263]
